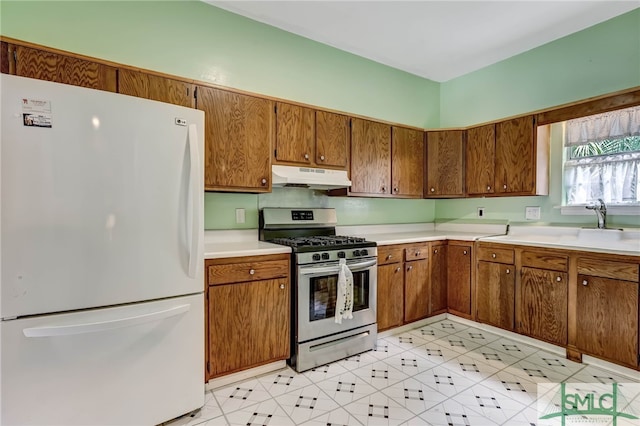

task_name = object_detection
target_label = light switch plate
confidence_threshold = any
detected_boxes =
[525,206,541,220]
[235,208,246,224]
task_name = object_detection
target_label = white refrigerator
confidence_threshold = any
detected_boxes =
[0,74,205,425]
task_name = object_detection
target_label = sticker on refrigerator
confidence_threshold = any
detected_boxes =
[21,98,52,128]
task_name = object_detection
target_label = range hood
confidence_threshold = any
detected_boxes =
[271,165,351,190]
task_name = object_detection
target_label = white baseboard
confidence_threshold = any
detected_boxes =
[205,361,288,390]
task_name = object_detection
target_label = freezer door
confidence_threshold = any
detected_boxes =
[0,293,204,425]
[1,75,204,317]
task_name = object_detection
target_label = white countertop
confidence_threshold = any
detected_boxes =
[204,230,291,259]
[480,225,640,257]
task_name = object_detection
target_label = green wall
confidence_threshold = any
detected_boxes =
[0,0,439,229]
[437,9,640,228]
[2,2,639,229]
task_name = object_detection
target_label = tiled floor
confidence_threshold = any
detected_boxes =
[166,319,640,426]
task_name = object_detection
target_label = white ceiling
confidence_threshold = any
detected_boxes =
[205,1,639,82]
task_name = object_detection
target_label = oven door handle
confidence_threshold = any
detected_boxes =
[299,259,377,276]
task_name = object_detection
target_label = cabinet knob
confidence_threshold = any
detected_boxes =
[279,284,285,289]
[261,178,267,186]
[503,184,507,189]
[506,268,510,274]
[434,249,438,254]
[249,269,255,275]
[487,186,491,191]
[582,280,588,286]
[463,250,468,255]
[556,276,562,282]
[415,251,420,256]
[320,155,325,161]
[407,265,413,271]
[386,254,393,260]
[304,153,309,160]
[394,187,399,193]
[492,253,497,258]
[381,186,386,193]
[430,187,435,192]
[395,267,401,273]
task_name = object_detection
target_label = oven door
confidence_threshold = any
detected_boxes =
[297,258,377,343]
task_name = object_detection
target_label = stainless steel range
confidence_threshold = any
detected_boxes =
[260,208,377,372]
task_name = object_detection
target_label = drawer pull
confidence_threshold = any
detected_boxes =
[582,280,588,286]
[249,269,255,275]
[386,255,393,260]
[415,251,420,256]
[556,276,562,282]
[279,284,285,289]
[492,253,496,258]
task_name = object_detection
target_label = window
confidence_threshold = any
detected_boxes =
[562,105,640,208]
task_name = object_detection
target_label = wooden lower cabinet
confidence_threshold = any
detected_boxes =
[206,254,290,379]
[404,258,429,323]
[476,261,515,330]
[447,244,472,318]
[518,267,567,346]
[377,263,404,331]
[575,259,639,368]
[429,244,448,315]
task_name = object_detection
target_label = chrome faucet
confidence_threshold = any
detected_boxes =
[585,198,607,229]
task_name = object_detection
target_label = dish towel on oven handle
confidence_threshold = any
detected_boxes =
[335,258,354,324]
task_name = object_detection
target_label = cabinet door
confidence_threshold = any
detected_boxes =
[377,263,404,331]
[477,261,515,330]
[118,69,194,107]
[404,259,429,323]
[350,118,391,195]
[466,124,495,195]
[9,44,116,92]
[275,102,315,165]
[197,87,273,192]
[391,127,424,197]
[430,244,448,315]
[576,274,638,368]
[518,267,567,346]
[495,116,535,194]
[208,278,290,378]
[316,110,349,169]
[426,130,464,197]
[447,244,472,316]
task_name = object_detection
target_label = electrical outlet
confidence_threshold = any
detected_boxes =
[477,207,485,218]
[235,208,245,224]
[525,206,541,220]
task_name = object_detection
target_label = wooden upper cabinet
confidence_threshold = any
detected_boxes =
[275,102,315,165]
[197,86,274,192]
[118,69,194,107]
[495,115,536,194]
[7,44,116,92]
[315,110,349,168]
[391,127,424,198]
[425,130,465,198]
[350,118,391,195]
[466,124,496,195]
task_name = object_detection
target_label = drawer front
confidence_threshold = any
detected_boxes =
[521,251,568,272]
[477,246,515,264]
[208,259,289,285]
[378,246,404,265]
[405,243,429,261]
[577,258,639,282]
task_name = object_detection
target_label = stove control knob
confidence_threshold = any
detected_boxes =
[361,249,369,256]
[321,252,330,260]
[353,250,361,257]
[312,253,321,261]
[337,251,346,258]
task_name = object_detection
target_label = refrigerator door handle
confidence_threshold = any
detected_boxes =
[186,123,202,279]
[22,304,191,338]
